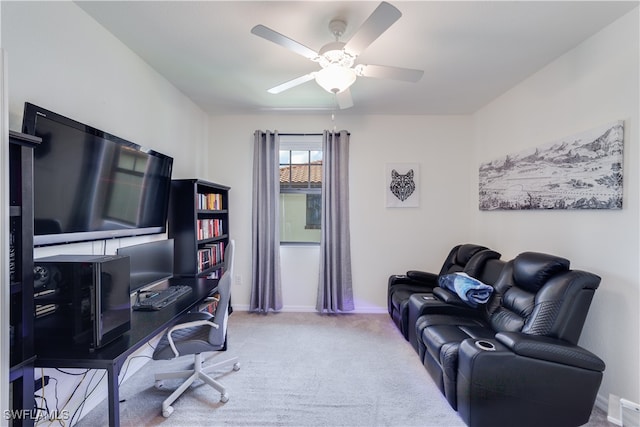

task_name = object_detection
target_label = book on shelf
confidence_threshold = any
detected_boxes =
[204,241,225,265]
[196,219,224,240]
[197,241,225,273]
[197,193,223,211]
[197,248,211,272]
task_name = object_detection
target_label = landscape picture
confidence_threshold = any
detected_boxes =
[479,121,624,210]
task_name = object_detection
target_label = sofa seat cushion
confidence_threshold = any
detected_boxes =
[391,285,433,338]
[419,315,491,363]
[419,314,495,409]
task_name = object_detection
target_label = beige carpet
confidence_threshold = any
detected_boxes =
[77,312,611,426]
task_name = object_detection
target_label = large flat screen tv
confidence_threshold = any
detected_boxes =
[22,103,174,246]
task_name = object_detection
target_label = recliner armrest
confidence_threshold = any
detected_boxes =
[388,274,434,291]
[457,336,604,427]
[432,287,474,308]
[495,331,605,371]
[406,270,439,284]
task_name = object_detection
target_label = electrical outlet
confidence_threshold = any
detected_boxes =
[234,274,242,286]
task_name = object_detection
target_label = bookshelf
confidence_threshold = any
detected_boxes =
[9,130,40,427]
[169,179,230,278]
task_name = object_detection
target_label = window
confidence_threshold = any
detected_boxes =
[279,135,322,243]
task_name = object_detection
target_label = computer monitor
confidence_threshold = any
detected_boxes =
[117,239,174,293]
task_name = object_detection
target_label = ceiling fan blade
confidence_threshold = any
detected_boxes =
[267,73,316,94]
[357,64,424,82]
[251,25,318,60]
[344,2,402,56]
[336,88,354,110]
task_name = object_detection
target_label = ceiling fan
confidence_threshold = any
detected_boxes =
[251,1,424,109]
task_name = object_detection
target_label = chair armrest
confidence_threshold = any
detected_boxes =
[457,336,604,426]
[388,272,437,294]
[432,287,473,308]
[406,270,439,284]
[495,332,605,371]
[166,319,219,358]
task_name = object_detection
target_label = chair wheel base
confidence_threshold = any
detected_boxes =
[162,406,174,417]
[220,393,229,403]
[155,380,165,390]
[233,362,241,371]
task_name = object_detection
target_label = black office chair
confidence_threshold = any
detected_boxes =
[152,241,239,417]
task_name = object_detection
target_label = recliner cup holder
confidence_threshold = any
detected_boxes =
[475,340,496,351]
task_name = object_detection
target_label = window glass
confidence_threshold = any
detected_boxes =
[279,135,322,243]
[291,151,309,164]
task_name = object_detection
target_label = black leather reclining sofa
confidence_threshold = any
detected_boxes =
[387,244,492,338]
[388,245,606,427]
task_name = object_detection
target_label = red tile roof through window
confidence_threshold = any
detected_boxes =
[280,160,322,184]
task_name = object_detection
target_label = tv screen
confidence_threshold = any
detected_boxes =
[22,103,174,246]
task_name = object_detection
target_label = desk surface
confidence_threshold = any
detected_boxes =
[35,277,218,368]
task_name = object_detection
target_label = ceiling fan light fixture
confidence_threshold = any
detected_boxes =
[315,65,356,94]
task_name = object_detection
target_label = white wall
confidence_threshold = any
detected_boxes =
[471,8,639,410]
[207,114,474,312]
[2,2,208,178]
[1,2,210,424]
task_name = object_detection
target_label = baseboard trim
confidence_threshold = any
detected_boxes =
[231,304,387,314]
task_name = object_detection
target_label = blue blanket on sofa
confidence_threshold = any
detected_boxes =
[438,272,493,307]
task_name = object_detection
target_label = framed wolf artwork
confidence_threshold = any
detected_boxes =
[386,163,419,208]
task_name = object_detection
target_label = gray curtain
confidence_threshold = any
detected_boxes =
[250,130,283,312]
[317,130,354,313]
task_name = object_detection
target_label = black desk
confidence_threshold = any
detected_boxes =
[34,277,218,427]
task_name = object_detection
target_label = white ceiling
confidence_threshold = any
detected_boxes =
[76,1,638,115]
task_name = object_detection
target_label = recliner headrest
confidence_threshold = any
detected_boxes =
[463,250,501,277]
[513,252,570,292]
[454,244,488,265]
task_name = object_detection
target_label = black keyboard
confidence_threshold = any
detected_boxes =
[133,285,193,311]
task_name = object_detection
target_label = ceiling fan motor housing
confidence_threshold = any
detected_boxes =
[329,19,347,38]
[318,41,355,69]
